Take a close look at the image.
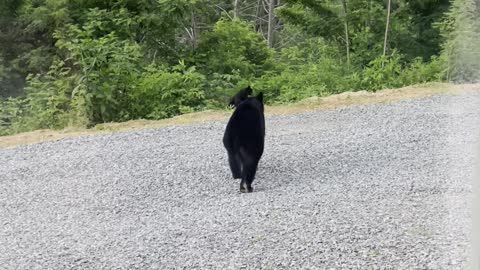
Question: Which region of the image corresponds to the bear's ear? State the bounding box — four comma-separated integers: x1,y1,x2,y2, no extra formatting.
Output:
246,85,253,95
228,97,235,107
256,92,264,103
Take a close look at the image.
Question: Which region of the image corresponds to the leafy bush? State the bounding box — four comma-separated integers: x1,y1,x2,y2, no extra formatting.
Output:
361,51,445,91
131,61,206,119
0,8,209,134
361,51,404,90
0,59,82,134
54,8,208,123
202,71,250,109
0,98,20,136
55,11,143,123
195,18,274,78
438,0,480,82
254,38,358,103
399,56,446,85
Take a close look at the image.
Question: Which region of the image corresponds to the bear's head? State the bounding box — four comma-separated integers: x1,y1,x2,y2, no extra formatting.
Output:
229,86,253,107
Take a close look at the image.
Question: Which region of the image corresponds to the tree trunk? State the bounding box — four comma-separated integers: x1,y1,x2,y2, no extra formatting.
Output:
184,9,198,50
267,0,275,48
341,0,350,66
255,0,263,32
383,0,391,57
191,9,198,49
234,0,240,19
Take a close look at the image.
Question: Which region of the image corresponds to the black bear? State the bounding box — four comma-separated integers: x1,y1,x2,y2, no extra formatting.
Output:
228,85,253,107
223,87,265,193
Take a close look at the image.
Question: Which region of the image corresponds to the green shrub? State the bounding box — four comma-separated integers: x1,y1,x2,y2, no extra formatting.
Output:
399,56,446,85
195,18,274,78
253,38,358,103
361,51,404,91
361,51,445,91
131,61,206,119
55,17,143,123
0,59,82,134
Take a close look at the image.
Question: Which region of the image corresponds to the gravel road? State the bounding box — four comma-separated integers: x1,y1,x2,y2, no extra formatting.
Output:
1,91,479,269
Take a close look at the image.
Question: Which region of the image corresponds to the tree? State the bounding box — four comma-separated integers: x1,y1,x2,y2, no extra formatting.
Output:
195,19,273,77
440,0,480,82
267,0,276,47
277,0,342,41
383,0,391,57
341,0,350,66
234,0,240,18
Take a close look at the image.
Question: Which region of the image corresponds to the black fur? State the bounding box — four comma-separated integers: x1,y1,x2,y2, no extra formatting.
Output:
223,89,265,193
228,86,253,107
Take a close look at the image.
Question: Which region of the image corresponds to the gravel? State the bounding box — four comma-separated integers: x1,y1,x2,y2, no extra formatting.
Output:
1,91,479,269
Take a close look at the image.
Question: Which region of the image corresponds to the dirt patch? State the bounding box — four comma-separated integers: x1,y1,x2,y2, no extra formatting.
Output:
1,83,479,149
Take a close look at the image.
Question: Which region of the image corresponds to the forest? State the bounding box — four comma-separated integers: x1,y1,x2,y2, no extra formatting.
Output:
0,0,479,136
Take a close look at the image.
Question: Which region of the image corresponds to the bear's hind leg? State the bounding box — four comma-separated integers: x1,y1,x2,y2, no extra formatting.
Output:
227,151,242,179
239,157,259,193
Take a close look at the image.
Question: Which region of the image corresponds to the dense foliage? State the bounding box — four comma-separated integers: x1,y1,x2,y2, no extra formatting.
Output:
0,0,478,135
